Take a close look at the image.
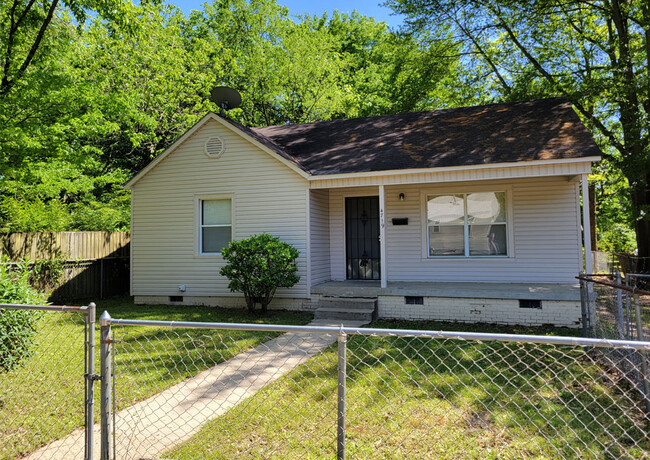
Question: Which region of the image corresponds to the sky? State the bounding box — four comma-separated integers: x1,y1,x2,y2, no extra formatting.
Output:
169,0,406,27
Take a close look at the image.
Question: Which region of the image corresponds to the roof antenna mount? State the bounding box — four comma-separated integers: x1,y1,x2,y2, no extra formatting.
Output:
210,86,242,116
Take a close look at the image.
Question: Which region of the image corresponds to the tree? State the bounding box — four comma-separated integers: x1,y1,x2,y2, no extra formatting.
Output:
194,0,347,126
316,11,471,118
0,0,133,98
1,4,223,231
388,0,650,262
1,0,466,232
219,234,300,314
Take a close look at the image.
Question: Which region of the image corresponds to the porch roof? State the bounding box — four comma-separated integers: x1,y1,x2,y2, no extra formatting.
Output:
312,281,581,301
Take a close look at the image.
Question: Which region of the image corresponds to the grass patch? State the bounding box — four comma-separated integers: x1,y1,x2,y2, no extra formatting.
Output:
0,297,312,460
166,320,650,459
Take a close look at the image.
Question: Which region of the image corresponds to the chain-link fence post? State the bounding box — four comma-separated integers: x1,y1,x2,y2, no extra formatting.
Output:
100,311,112,460
84,303,97,460
615,271,625,339
631,294,650,414
337,328,347,460
579,275,590,337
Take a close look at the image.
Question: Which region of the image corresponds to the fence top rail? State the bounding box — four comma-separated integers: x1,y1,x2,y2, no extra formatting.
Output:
103,315,650,350
577,274,650,296
0,303,92,313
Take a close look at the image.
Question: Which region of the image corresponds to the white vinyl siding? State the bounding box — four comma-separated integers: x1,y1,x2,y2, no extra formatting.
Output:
131,118,309,298
328,177,581,284
310,189,330,286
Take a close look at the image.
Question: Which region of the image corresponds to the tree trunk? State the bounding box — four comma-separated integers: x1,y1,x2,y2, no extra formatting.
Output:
589,182,597,251
632,176,650,271
244,294,255,313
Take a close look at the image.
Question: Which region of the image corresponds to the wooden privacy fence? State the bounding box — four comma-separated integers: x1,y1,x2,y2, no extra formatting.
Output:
0,231,130,260
0,231,130,301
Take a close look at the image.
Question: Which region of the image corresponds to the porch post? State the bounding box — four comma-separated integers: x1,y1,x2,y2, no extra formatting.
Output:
379,185,387,288
581,174,592,274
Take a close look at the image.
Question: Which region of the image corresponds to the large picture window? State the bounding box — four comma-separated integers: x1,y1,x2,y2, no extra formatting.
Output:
427,192,507,257
200,199,232,254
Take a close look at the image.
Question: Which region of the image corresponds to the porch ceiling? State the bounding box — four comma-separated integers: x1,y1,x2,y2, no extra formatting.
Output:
311,281,580,301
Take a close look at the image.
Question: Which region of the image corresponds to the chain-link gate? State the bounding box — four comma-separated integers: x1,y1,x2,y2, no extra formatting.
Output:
97,313,650,459
0,302,96,460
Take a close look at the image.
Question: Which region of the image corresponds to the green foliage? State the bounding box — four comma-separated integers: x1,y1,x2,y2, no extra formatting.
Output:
29,258,65,292
388,0,650,256
0,259,46,373
220,234,300,314
591,165,637,253
0,0,463,233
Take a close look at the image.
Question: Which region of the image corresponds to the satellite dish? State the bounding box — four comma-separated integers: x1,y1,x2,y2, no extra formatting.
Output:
210,86,242,116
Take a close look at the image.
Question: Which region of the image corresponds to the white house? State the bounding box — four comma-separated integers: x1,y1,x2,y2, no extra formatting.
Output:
125,98,600,327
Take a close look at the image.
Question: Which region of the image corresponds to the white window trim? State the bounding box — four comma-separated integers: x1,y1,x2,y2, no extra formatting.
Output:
420,185,514,260
195,194,234,256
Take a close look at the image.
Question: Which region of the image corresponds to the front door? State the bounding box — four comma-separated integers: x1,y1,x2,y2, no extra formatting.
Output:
345,196,380,280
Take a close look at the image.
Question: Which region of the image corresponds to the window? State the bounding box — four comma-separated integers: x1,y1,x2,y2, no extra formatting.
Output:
427,192,507,257
200,199,231,254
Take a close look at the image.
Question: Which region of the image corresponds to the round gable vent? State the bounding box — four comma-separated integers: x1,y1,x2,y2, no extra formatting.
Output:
204,136,225,158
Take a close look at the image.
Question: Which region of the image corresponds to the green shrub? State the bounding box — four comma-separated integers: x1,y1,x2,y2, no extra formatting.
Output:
0,260,46,373
220,234,300,314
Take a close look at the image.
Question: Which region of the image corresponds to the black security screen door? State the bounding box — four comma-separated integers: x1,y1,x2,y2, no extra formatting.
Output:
345,196,380,280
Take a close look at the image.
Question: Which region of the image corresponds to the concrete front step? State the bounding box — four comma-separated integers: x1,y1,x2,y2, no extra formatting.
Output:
314,308,376,321
314,297,378,323
318,297,377,310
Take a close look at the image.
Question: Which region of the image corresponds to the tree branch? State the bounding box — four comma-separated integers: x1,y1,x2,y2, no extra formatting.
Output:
13,0,37,31
1,0,20,94
453,16,511,92
641,0,650,116
487,6,623,158
1,0,59,96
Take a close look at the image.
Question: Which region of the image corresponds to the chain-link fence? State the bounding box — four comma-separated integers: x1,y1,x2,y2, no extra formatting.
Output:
579,273,650,341
579,273,650,414
0,303,95,460
98,316,650,459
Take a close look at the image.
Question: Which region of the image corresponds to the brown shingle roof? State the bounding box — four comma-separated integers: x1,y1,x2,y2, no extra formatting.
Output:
250,97,601,175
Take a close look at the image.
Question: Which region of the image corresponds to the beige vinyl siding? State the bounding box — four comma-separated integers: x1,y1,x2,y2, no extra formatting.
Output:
131,119,309,298
310,189,330,286
329,177,581,284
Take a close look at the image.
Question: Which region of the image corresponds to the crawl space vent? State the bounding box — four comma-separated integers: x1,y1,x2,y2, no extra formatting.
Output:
405,296,424,305
204,136,225,158
519,299,542,309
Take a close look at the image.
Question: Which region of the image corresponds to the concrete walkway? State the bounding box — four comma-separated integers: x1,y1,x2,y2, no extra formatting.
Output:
27,319,363,460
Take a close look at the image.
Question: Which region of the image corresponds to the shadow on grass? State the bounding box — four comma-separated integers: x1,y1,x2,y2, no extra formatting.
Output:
99,297,314,409
166,320,650,459
1,297,313,459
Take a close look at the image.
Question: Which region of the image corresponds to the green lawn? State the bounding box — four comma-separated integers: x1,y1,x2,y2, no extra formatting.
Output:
166,320,650,459
0,297,312,460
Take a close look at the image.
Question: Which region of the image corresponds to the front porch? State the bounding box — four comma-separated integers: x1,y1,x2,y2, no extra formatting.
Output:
311,280,581,301
311,281,582,328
